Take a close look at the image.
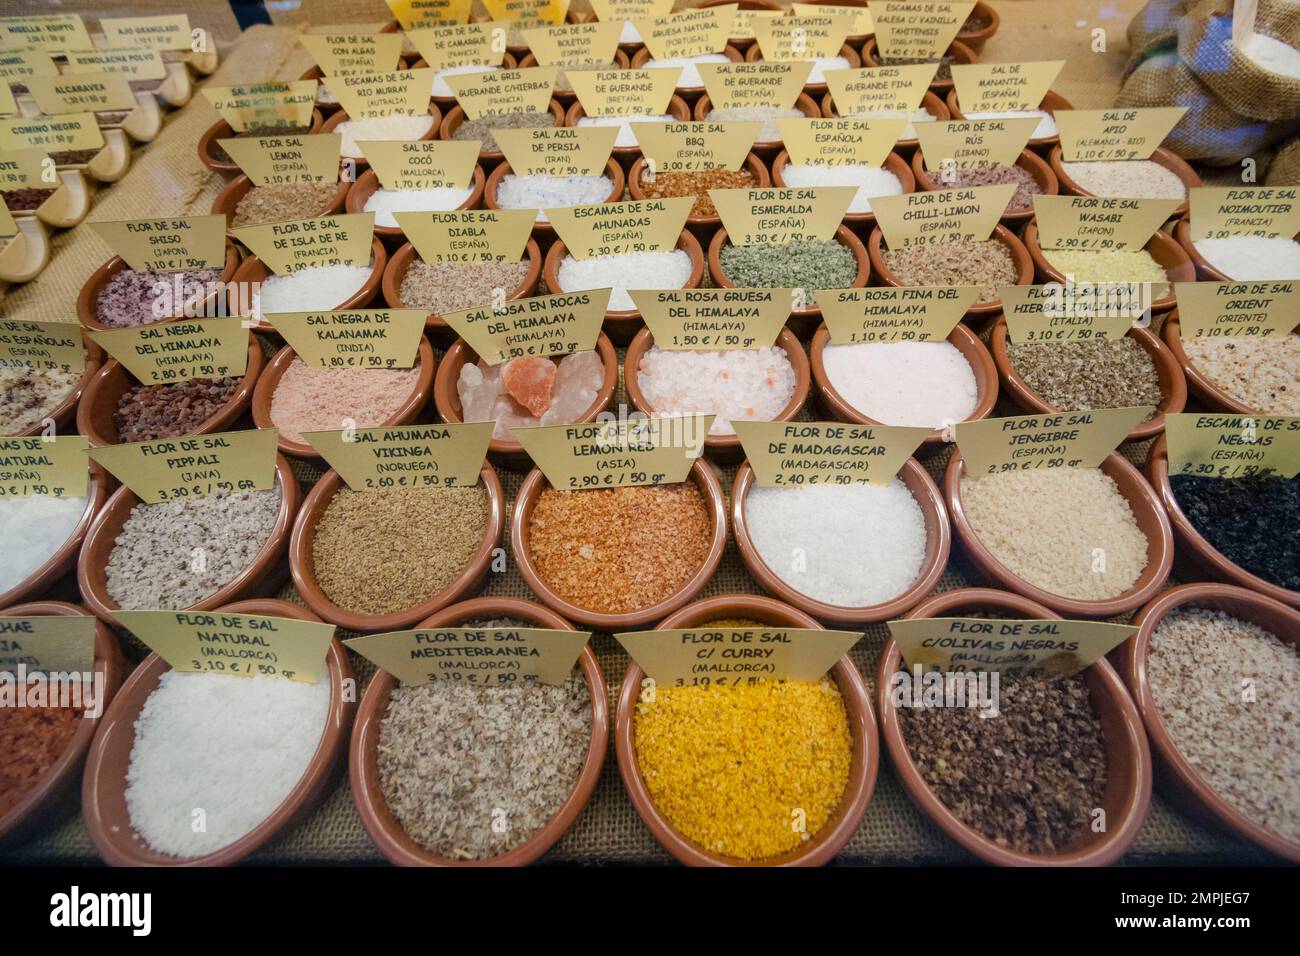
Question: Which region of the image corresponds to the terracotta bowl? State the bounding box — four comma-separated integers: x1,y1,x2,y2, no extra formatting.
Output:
698,0,785,51
944,449,1175,617
956,1,1000,53
810,321,997,455
229,235,387,333
1161,311,1300,415
0,466,109,609
710,224,870,339
947,88,1074,152
1126,583,1300,862
77,240,242,333
0,602,124,846
211,173,350,235
381,238,542,346
627,151,771,243
990,317,1187,443
867,223,1032,323
1145,435,1299,609
439,99,566,169
345,164,486,246
349,596,608,866
251,337,435,459
912,147,1058,228
433,333,618,470
75,336,264,447
484,156,625,242
772,148,915,231
197,108,325,179
615,593,877,866
693,91,822,161
80,599,354,866
415,51,519,112
862,37,975,97
1022,220,1194,314
76,455,301,626
545,228,705,346
320,102,443,172
1173,218,1300,282
563,94,691,172
629,44,745,101
511,459,728,629
289,464,505,632
743,42,862,98
520,48,631,104
732,457,950,623
1049,145,1201,222
7,338,102,439
878,587,1153,866
821,88,950,157
624,326,810,463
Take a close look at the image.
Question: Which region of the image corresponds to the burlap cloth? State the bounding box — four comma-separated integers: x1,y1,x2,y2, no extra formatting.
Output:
0,8,1272,865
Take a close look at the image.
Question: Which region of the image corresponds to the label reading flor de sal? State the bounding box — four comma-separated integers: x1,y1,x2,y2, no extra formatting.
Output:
1171,280,1299,340
438,288,609,364
912,116,1040,171
0,615,95,677
1187,186,1300,240
1164,414,1300,480
999,284,1140,343
446,67,557,119
697,61,811,112
494,124,618,177
816,286,979,344
954,407,1150,475
302,421,495,491
405,21,504,70
567,69,678,117
951,59,1065,112
347,623,590,687
85,316,249,386
217,132,341,186
733,420,931,486
397,208,535,263
298,32,405,81
779,117,907,168
630,288,790,350
232,213,373,275
1055,107,1187,162
358,138,479,190
0,435,88,500
1031,194,1180,251
87,215,227,273
513,414,711,489
872,184,1014,247
0,113,103,155
87,428,278,504
635,6,734,62
111,610,335,684
615,624,862,686
0,319,85,374
711,186,856,245
886,617,1136,678
202,81,318,133
547,196,694,259
872,1,972,60
522,20,622,68
631,120,760,172
264,308,427,369
824,64,935,115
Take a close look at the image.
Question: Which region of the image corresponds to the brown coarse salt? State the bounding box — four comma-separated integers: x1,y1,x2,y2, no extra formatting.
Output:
881,237,1018,303
638,167,755,218
231,182,340,227
398,258,532,316
114,377,241,443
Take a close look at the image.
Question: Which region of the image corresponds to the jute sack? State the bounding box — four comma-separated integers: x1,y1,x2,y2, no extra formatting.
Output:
1265,137,1300,185
1177,0,1300,122
1125,0,1191,73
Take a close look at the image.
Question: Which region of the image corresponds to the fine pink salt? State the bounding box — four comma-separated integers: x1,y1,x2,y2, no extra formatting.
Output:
269,357,421,443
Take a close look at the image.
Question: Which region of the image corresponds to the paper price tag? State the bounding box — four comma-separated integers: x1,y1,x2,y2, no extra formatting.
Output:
332,68,436,118
1000,284,1141,342
636,6,735,61
438,288,608,364
217,132,341,186
264,309,426,369
346,625,590,686
1172,281,1300,340
0,197,12,237
872,1,972,60
447,66,556,119
0,113,103,154
711,186,855,245
568,68,677,117
697,61,810,112
495,124,617,177
590,0,674,25
1188,186,1300,240
951,59,1065,113
88,215,226,273
65,49,167,81
202,81,318,133
303,422,494,491
299,33,404,79
87,428,278,504
887,617,1136,677
632,288,790,349
512,414,710,489
0,436,88,500
0,15,93,54
0,319,84,374
523,20,622,67
954,407,1149,475
27,73,135,116
734,420,930,486
85,317,250,386
547,196,693,259
778,117,905,167
632,120,759,172
99,14,192,51
826,65,936,115
0,51,58,83
359,138,478,190
397,208,535,263
751,14,853,61
872,183,1012,247
483,0,570,28
1056,107,1187,162
386,0,474,29
1164,414,1300,480
0,615,95,677
792,4,873,35
1032,194,1179,251
913,116,1039,170
405,22,506,70
112,610,334,684
232,214,374,275
728,8,783,42
816,286,978,343
616,625,862,685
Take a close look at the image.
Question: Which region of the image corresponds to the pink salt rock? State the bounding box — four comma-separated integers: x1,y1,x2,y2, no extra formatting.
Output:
501,356,557,416
540,351,604,426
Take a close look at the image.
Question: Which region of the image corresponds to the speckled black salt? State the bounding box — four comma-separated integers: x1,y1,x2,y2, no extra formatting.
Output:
1170,473,1300,590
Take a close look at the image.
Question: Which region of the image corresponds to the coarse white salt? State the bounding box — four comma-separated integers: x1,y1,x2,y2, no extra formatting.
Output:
636,346,797,434
745,481,928,607
964,109,1057,139
577,113,674,148
621,22,642,44
845,108,935,140
705,105,808,141
336,114,435,158
432,63,502,98
253,261,373,324
363,186,474,227
780,162,902,214
1239,32,1300,79
644,53,732,88
125,671,331,857
1192,236,1300,280
494,174,614,222
822,340,978,427
556,249,693,311
806,55,852,84
0,494,88,593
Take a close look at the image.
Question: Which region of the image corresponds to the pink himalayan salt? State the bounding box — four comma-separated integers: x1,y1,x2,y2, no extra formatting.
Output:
501,356,557,416
636,346,796,435
269,358,421,443
457,351,604,440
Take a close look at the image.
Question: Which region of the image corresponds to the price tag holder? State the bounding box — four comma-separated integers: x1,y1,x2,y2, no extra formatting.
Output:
332,68,436,118
299,33,404,79
264,308,426,369
913,117,1040,171
632,120,759,172
0,435,88,500
27,73,135,115
0,51,59,84
547,196,694,259
0,615,95,677
1164,413,1300,480
825,64,935,115
513,414,711,489
750,14,853,61
87,215,227,273
87,428,278,504
616,624,862,685
886,617,1136,677
359,139,478,190
0,113,104,154
1172,281,1299,340
406,22,507,70
446,67,556,119
66,49,167,81
217,133,341,185
482,0,570,29
522,20,622,67
397,208,535,263
816,286,978,343
792,3,873,36
779,117,906,168
711,186,855,245
86,317,249,386
734,420,930,486
439,288,609,364
631,288,790,349
303,422,494,491
954,407,1149,475
386,0,474,30
99,14,192,51
871,184,1014,247
0,15,94,54
346,624,590,686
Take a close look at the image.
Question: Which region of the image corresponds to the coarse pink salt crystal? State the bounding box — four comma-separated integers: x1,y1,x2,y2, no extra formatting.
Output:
457,350,605,440
501,356,557,415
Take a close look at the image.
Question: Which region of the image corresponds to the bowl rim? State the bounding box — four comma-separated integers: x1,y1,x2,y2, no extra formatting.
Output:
344,163,487,240
76,240,243,333
741,41,862,95
692,92,822,150
318,101,443,167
